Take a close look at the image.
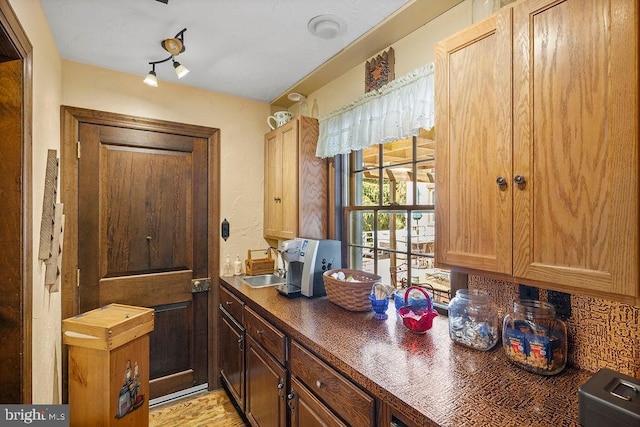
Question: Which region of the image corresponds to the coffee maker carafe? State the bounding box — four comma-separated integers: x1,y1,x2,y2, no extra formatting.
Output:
277,238,341,298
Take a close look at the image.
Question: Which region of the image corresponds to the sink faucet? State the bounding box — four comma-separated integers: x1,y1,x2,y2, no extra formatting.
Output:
266,246,286,278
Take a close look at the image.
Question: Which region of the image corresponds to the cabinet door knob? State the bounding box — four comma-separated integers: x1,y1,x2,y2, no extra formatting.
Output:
496,176,507,186
315,380,323,389
514,175,526,185
237,336,243,350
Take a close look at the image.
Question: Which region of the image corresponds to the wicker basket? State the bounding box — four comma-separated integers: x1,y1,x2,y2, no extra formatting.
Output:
322,269,382,312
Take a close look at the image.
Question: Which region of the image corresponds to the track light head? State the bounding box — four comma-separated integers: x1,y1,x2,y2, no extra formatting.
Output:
143,67,158,87
173,60,189,79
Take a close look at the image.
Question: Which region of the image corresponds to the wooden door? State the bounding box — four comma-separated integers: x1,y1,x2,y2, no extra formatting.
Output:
77,121,210,399
512,0,639,299
0,1,33,404
0,58,26,404
435,8,513,274
245,335,287,427
289,377,347,427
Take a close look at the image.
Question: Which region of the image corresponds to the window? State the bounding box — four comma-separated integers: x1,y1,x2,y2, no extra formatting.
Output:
343,128,451,308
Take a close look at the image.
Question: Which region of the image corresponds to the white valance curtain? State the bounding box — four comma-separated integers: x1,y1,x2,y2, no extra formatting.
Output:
316,62,435,158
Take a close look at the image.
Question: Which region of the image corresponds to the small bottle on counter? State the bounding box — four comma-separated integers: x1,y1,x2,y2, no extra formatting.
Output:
223,255,232,276
448,289,499,351
233,255,243,276
502,299,567,375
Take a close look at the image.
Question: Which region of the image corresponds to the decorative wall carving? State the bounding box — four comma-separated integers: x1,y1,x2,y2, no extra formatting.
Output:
365,47,395,92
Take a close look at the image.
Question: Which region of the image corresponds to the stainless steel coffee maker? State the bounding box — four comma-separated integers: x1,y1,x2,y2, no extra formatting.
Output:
277,238,341,298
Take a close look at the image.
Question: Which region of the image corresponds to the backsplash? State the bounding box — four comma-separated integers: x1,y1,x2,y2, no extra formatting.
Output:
469,275,640,378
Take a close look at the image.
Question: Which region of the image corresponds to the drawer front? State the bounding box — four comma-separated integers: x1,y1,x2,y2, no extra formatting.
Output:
290,340,374,427
244,306,286,365
219,284,244,324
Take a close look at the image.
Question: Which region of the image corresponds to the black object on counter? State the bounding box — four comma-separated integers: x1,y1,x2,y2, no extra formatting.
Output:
578,367,640,427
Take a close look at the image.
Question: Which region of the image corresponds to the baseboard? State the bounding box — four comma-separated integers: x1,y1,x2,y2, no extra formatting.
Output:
149,384,209,408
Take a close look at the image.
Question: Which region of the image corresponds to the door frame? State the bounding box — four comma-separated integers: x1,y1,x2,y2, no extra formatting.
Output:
60,106,221,399
0,0,33,403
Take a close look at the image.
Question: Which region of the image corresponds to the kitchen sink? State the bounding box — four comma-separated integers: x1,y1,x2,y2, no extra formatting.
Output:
243,274,286,288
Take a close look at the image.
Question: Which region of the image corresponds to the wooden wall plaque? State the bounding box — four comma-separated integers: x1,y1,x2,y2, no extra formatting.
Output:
365,47,395,93
45,203,64,292
39,149,59,260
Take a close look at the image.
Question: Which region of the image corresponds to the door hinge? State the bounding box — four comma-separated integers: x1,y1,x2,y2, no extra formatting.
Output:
191,278,211,293
77,141,81,159
76,268,80,287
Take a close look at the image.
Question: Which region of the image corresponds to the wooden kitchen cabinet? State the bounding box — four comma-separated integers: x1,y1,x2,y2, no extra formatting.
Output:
264,116,328,241
435,0,639,303
219,282,380,426
288,376,347,427
245,306,287,427
289,340,375,427
219,285,245,411
377,401,418,427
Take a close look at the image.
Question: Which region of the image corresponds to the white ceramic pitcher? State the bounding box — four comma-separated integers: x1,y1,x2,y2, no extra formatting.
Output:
267,111,292,130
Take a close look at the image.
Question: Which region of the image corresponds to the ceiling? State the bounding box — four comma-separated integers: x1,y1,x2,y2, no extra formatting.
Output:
41,0,463,107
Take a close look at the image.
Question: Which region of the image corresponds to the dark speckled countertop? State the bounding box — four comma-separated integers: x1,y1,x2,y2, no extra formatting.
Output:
220,276,593,427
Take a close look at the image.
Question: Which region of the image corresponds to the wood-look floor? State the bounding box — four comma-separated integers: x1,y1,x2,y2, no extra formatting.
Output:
149,389,247,427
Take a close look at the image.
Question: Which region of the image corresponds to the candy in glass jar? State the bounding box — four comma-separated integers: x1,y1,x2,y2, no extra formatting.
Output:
502,299,567,375
448,289,499,351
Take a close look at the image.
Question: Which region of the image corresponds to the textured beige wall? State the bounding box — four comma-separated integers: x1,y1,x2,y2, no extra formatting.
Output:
302,0,472,118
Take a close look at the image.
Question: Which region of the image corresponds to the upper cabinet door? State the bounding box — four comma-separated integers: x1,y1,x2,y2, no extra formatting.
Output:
264,120,299,240
263,117,327,241
435,8,513,275
280,122,300,239
512,0,638,298
264,131,282,238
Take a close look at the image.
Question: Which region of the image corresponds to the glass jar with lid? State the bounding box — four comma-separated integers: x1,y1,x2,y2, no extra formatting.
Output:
448,289,499,351
502,299,567,375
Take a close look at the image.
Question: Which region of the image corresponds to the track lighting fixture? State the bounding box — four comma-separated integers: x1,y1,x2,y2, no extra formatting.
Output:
143,28,189,87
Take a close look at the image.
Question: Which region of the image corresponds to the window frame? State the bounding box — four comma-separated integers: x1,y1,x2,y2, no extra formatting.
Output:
341,131,452,310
